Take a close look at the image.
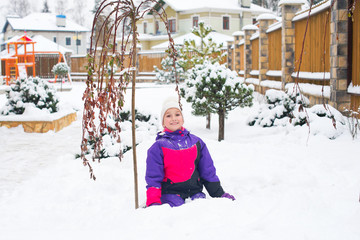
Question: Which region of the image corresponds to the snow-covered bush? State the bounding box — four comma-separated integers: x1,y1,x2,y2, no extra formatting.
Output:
182,61,253,141
52,63,70,77
78,108,159,159
247,89,309,127
154,55,185,83
247,89,346,139
1,77,59,115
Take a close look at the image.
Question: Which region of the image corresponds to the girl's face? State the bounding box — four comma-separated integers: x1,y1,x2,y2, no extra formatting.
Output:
163,108,184,132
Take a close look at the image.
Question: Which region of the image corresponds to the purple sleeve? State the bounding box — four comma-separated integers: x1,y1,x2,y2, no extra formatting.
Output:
145,142,164,189
197,139,225,197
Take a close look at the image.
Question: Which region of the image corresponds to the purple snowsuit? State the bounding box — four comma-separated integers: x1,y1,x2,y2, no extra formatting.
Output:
145,128,225,207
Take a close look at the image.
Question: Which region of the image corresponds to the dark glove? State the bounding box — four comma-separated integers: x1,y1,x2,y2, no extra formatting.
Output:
221,193,235,201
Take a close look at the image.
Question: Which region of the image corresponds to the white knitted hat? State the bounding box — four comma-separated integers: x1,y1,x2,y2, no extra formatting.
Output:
160,96,182,125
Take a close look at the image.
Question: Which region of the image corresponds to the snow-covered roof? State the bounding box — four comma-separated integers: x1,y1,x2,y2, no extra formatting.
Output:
3,13,89,33
0,34,72,57
30,35,73,54
151,31,233,50
159,0,271,14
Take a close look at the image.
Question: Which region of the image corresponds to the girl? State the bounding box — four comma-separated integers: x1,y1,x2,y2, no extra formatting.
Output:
145,97,235,207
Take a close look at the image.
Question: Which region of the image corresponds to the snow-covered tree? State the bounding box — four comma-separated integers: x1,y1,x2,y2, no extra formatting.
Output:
154,50,185,83
55,0,67,15
7,0,31,17
71,0,86,25
79,108,159,159
1,77,59,115
182,61,253,141
178,21,227,129
41,0,51,13
52,62,70,78
178,21,226,72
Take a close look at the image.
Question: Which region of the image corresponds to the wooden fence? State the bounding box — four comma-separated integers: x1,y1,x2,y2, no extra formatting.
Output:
351,0,360,111
268,28,281,72
226,0,360,112
251,38,259,72
294,9,330,75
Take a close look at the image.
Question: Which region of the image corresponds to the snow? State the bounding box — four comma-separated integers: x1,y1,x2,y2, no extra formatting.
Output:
245,77,260,85
242,24,259,31
256,13,277,21
266,70,282,77
286,82,330,98
293,0,331,22
6,12,89,32
1,82,360,239
250,32,259,40
232,31,244,36
0,35,73,56
291,71,330,80
266,21,282,33
250,70,259,76
260,80,282,89
348,82,360,95
278,0,307,7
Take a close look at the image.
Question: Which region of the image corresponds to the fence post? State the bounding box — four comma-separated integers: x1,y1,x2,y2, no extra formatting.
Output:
232,31,244,73
242,25,258,80
257,14,277,92
278,1,304,90
227,40,234,70
330,0,350,111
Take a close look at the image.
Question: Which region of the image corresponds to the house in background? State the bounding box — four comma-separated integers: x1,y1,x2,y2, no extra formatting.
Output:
0,34,73,84
136,0,272,50
1,13,89,55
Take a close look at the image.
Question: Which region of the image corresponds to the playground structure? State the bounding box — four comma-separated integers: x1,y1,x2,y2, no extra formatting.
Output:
1,34,71,85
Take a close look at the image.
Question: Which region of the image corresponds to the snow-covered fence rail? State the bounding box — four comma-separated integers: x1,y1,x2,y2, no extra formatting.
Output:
226,0,360,113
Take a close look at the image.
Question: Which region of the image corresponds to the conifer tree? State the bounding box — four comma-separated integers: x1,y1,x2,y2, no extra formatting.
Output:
182,62,253,141
179,21,226,129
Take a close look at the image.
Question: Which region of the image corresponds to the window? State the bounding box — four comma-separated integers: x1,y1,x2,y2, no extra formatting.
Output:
168,19,176,33
66,37,71,45
53,37,56,43
143,22,147,34
192,16,199,28
252,18,257,25
76,39,81,46
223,16,230,30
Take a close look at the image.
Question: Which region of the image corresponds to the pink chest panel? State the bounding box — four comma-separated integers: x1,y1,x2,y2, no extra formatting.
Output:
162,144,198,183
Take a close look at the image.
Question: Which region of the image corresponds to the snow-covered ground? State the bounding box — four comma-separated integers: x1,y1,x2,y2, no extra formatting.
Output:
0,82,359,240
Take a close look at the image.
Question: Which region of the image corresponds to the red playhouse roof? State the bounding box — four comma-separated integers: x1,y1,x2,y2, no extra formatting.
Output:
9,34,35,44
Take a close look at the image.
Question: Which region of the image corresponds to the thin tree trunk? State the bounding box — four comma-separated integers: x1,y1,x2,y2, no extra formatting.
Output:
206,113,211,129
218,110,225,141
131,21,139,210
